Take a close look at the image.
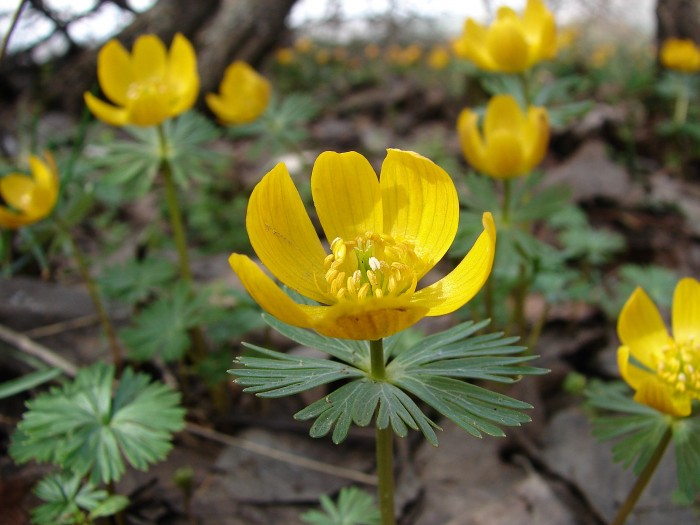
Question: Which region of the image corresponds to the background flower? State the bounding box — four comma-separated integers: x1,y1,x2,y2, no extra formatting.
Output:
84,33,199,127
660,38,700,73
452,0,556,73
457,94,549,179
0,154,59,229
206,61,271,125
617,277,700,416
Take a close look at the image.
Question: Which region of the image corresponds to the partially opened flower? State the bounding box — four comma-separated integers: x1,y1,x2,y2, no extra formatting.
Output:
457,94,549,179
205,61,271,125
660,38,700,73
0,154,59,229
617,277,700,417
84,33,199,127
230,149,496,341
452,0,556,73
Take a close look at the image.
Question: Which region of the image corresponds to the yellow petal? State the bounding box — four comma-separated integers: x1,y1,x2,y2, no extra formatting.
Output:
483,131,526,179
617,287,672,371
247,162,329,304
617,345,656,391
126,90,172,126
84,92,129,126
486,18,530,72
229,254,326,328
380,149,458,277
204,93,238,123
634,378,691,417
0,174,34,211
523,106,549,170
167,33,199,114
672,277,700,344
314,297,428,340
457,108,488,173
97,39,132,106
484,95,525,138
131,34,167,82
522,0,556,60
0,206,27,229
411,212,496,316
311,151,383,243
456,19,496,70
207,62,270,124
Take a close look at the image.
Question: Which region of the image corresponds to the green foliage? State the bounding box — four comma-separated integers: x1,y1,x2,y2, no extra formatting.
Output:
600,264,678,319
300,486,381,525
32,472,128,525
98,256,178,306
231,316,546,446
120,282,205,361
0,368,62,400
10,363,185,484
586,380,700,501
89,110,223,201
228,93,319,159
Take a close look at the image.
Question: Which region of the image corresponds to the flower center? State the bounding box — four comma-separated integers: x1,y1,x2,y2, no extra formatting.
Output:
654,338,700,398
322,232,420,302
127,78,170,102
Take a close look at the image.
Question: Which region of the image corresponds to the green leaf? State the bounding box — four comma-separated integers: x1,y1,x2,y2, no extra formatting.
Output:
300,486,381,525
232,319,544,446
0,368,62,400
672,417,700,501
585,381,671,474
10,363,185,484
121,282,204,361
98,256,178,306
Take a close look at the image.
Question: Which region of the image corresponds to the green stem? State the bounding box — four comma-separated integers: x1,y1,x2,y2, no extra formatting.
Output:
1,229,12,276
156,124,206,362
56,217,123,371
0,0,27,63
369,339,395,525
673,75,689,126
611,426,673,525
502,179,512,224
157,125,192,282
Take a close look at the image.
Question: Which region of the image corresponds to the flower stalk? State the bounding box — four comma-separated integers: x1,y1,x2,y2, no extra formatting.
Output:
673,75,690,125
611,426,672,525
56,216,123,371
370,338,396,525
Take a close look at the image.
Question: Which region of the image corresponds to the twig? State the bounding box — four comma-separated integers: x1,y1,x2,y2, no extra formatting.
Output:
0,323,376,485
0,0,28,63
23,313,101,339
0,322,78,377
185,422,378,486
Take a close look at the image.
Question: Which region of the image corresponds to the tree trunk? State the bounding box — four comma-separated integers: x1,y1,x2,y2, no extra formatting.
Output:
0,0,298,115
656,0,700,46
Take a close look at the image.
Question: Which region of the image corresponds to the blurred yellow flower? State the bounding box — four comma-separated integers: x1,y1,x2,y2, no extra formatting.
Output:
660,38,700,73
617,278,700,417
457,95,549,179
591,42,615,68
84,33,199,127
294,37,313,53
556,25,579,52
452,0,556,73
275,48,295,65
314,49,330,65
427,45,451,70
365,43,381,60
0,154,59,229
229,149,496,341
206,61,271,125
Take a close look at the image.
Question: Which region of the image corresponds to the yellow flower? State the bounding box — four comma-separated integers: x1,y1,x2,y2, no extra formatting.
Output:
84,33,199,127
618,278,700,417
229,149,496,341
294,37,313,54
452,0,556,73
660,38,700,73
0,154,59,229
427,46,451,70
206,61,271,125
457,95,549,179
275,48,295,65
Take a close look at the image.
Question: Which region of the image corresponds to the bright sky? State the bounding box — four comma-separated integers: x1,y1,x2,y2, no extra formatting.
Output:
0,0,654,58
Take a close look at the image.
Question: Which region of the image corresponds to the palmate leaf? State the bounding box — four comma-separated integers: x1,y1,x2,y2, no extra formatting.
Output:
586,380,671,474
230,318,545,446
98,255,178,306
586,381,700,502
10,363,185,485
300,486,381,525
31,472,129,525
